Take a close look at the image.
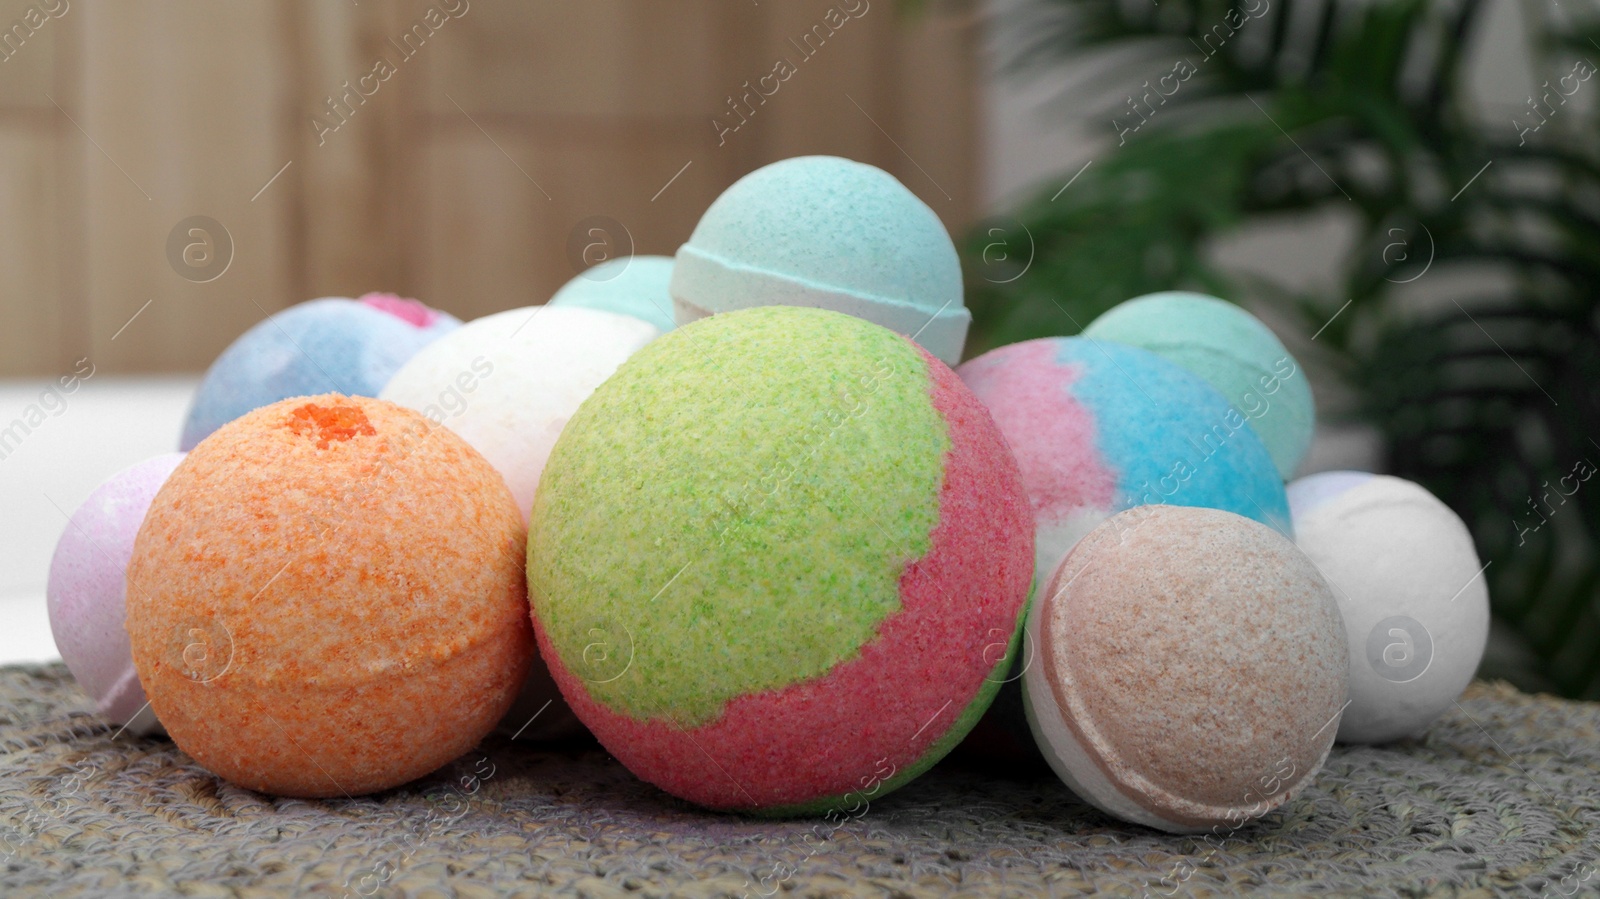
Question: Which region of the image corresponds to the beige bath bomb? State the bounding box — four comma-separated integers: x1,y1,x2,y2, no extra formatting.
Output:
1023,505,1349,833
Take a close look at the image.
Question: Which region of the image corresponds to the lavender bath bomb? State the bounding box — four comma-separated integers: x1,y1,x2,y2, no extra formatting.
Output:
179,293,459,449
46,453,185,735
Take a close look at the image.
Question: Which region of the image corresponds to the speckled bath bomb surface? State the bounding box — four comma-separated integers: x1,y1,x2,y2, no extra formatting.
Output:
528,306,1034,814
957,337,1291,590
1024,506,1349,833
670,156,971,365
127,395,533,798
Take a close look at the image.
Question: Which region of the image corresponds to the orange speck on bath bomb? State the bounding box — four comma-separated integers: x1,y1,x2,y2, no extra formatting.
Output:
126,393,532,798
286,401,377,448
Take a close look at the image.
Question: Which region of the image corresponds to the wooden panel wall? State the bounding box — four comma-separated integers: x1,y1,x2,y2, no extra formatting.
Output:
0,0,981,375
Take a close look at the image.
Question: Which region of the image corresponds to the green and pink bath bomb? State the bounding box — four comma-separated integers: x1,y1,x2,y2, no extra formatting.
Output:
527,306,1034,814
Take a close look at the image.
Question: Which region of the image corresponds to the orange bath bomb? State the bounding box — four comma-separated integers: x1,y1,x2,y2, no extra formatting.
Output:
126,394,532,797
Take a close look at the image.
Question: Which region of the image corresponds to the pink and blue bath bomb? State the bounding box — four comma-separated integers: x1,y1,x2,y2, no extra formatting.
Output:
47,452,186,735
1084,291,1315,479
179,293,459,450
958,337,1291,586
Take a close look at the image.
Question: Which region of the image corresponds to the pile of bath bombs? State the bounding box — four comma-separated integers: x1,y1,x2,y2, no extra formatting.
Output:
44,155,1491,828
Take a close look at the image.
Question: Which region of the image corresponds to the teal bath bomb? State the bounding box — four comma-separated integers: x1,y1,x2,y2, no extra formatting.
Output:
547,256,676,333
1084,292,1314,479
669,156,970,366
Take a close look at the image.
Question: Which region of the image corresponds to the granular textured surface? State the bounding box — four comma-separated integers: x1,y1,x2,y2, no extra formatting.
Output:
669,156,971,365
1029,506,1348,832
127,394,532,799
2,664,1597,897
532,308,949,723
529,306,1033,812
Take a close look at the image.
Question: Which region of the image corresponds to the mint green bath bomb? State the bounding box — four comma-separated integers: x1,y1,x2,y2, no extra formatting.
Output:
547,256,676,333
527,305,1034,814
669,156,970,366
1084,292,1314,479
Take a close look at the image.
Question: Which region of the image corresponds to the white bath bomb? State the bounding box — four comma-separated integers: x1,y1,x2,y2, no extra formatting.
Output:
381,304,658,742
381,305,659,521
1288,472,1490,744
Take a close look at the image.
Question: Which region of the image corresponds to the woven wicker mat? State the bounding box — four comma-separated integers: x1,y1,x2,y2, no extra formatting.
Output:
3,664,1598,898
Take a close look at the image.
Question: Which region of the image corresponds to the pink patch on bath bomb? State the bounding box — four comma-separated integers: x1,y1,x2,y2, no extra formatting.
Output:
359,292,441,329
957,339,1116,525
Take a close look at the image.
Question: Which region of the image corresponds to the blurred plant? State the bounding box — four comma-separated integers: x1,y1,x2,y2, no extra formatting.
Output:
968,0,1600,697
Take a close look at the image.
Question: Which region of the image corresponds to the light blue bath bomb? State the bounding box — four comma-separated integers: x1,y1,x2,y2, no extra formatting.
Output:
670,156,969,366
179,294,460,450
547,256,676,333
1084,292,1314,479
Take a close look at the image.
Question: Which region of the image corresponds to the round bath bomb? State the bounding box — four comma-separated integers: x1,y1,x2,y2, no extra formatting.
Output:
47,452,185,736
179,293,460,450
529,306,1034,813
1083,291,1314,479
1288,472,1490,744
670,156,970,366
548,256,676,332
1024,505,1349,833
381,305,658,741
128,395,532,797
381,305,658,520
958,337,1291,589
